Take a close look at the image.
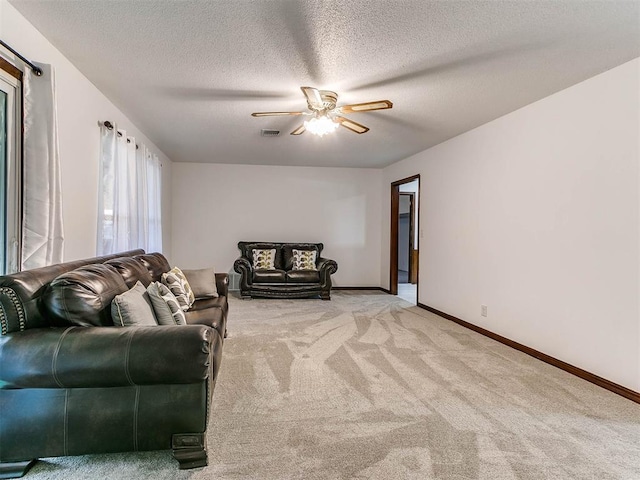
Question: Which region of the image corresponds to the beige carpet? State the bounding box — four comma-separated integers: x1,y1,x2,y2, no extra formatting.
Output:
26,292,640,479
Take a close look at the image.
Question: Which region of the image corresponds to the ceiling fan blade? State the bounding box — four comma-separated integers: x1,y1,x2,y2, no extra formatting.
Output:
301,86,323,109
290,125,306,135
251,111,305,117
339,100,393,114
336,116,369,134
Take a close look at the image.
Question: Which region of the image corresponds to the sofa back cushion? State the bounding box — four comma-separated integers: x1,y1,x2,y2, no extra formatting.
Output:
283,243,323,271
135,252,171,282
105,257,153,288
42,264,129,327
0,249,144,334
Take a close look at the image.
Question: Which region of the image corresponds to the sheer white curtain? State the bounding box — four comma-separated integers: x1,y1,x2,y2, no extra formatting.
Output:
22,62,64,270
136,144,162,252
97,123,161,255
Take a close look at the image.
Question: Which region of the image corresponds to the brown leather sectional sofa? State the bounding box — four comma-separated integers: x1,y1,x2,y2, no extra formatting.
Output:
233,242,338,300
0,250,228,478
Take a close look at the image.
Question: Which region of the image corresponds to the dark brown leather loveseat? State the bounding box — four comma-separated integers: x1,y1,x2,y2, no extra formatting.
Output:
233,242,338,300
0,250,229,478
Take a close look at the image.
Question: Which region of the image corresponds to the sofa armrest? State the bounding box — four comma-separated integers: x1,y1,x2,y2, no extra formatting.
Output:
233,257,253,288
215,273,229,297
0,325,217,389
317,257,338,273
317,257,338,287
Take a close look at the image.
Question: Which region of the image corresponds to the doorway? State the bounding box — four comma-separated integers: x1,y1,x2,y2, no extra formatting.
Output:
390,175,419,304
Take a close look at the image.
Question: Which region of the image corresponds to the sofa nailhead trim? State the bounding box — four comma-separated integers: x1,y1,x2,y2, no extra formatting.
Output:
0,303,7,335
0,287,26,334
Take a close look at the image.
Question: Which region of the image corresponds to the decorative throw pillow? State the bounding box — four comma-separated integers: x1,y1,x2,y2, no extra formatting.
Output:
182,267,219,299
292,249,317,270
161,267,195,311
147,281,186,325
111,281,158,327
252,249,276,270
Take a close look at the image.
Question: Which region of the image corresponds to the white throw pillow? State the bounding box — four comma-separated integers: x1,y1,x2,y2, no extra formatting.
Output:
252,249,276,270
292,249,317,270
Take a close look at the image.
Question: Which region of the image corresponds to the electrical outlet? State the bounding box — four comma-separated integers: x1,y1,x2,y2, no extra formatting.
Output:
481,305,488,317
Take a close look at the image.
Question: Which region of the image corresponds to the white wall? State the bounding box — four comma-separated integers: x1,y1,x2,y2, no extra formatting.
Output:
172,163,382,287
382,58,640,392
0,1,173,261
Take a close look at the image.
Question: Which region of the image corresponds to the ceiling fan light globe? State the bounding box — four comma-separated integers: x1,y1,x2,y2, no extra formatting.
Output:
303,116,339,137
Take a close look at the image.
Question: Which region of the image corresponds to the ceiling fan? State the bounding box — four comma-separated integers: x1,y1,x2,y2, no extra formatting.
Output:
251,86,393,136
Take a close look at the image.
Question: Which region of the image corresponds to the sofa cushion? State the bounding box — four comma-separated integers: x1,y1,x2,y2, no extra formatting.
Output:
283,243,323,270
185,307,225,340
190,296,228,317
43,264,129,327
286,270,321,283
105,257,153,288
162,267,195,311
147,281,186,325
111,281,158,327
183,267,218,299
291,249,318,270
252,249,276,270
134,252,171,282
253,269,287,283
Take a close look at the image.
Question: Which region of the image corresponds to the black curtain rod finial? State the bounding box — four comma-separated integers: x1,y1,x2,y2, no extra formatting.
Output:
0,39,43,76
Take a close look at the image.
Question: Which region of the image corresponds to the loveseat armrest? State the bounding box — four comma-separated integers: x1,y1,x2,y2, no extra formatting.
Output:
317,257,338,300
233,257,252,274
233,257,253,288
0,325,217,389
215,273,229,297
317,257,338,282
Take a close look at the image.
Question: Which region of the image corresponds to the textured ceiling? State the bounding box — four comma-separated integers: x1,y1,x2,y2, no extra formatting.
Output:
9,0,640,168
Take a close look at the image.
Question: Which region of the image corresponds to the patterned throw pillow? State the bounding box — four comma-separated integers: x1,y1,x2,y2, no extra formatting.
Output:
252,249,276,270
161,267,195,311
292,249,317,270
147,281,186,325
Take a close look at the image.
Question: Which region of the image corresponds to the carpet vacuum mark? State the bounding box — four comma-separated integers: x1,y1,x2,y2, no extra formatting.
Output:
25,292,640,479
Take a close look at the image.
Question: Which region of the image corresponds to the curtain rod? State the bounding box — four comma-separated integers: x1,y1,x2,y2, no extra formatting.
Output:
0,39,43,76
103,121,139,150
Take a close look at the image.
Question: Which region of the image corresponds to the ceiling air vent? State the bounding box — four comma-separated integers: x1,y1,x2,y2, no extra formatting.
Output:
261,129,280,137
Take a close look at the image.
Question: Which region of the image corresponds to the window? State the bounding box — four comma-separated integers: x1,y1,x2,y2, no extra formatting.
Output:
0,65,22,274
97,123,162,255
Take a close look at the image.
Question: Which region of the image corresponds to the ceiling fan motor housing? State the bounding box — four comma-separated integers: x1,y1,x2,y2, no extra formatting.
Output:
307,90,338,111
